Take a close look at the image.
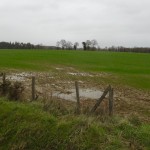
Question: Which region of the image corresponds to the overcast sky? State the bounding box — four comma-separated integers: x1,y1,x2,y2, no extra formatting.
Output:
0,0,150,47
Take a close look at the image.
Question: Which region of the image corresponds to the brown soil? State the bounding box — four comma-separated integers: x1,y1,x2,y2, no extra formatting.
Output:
0,70,149,123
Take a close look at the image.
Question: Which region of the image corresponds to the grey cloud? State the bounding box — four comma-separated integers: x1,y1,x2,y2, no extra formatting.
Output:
0,0,150,47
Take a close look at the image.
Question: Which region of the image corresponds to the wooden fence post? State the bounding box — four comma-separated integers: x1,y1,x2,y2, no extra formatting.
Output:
75,81,80,114
109,88,114,116
2,73,6,95
90,85,111,114
32,76,35,100
2,73,6,84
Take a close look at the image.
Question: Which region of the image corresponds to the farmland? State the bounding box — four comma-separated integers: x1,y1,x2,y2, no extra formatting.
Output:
0,49,150,149
0,49,150,89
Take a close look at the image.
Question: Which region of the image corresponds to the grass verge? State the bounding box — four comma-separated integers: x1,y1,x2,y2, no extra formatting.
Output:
0,98,150,150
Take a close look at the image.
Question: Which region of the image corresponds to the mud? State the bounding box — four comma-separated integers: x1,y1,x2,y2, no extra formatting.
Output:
0,70,150,122
6,72,33,82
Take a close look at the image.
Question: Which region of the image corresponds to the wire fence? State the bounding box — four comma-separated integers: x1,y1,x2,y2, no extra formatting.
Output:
0,70,114,116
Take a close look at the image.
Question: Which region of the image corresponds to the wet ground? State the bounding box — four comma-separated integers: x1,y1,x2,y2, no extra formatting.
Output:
53,88,103,101
0,70,150,122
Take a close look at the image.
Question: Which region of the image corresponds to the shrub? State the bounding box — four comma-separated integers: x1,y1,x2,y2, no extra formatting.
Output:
8,82,25,101
0,80,11,96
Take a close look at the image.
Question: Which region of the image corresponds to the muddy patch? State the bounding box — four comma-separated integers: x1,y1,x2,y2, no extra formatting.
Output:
1,71,150,122
68,72,94,77
6,72,33,82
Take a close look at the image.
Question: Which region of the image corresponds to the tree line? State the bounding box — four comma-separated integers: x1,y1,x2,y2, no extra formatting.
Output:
0,42,41,49
0,41,150,53
56,39,150,53
105,46,150,53
56,39,98,50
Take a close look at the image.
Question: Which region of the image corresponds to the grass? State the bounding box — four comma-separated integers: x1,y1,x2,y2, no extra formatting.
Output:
0,98,150,150
0,50,149,149
0,49,150,89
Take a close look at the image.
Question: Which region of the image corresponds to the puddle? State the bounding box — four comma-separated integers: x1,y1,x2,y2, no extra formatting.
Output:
1,72,107,102
6,72,33,82
68,72,93,77
56,67,64,70
53,88,103,101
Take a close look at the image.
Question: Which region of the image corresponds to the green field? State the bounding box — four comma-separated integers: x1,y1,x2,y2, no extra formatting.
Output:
0,49,150,89
0,50,150,149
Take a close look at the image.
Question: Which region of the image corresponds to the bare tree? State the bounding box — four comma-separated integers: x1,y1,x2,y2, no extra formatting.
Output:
86,40,91,50
74,42,79,50
91,39,98,49
56,41,61,50
66,41,73,50
60,39,67,49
